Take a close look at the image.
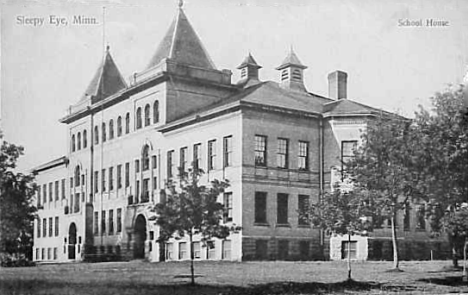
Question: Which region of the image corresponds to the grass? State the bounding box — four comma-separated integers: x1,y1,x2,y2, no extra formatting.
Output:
0,260,467,294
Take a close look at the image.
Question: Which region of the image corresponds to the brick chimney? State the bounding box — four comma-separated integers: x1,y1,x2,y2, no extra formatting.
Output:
328,71,348,99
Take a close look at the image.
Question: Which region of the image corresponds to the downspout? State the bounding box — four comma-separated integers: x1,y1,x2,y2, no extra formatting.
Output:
319,117,324,247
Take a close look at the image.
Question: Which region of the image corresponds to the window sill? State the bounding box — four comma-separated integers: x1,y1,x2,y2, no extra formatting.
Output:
276,223,290,228
254,222,269,227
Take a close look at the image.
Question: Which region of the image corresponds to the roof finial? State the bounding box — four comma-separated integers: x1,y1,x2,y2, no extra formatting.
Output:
106,44,110,52
178,0,184,9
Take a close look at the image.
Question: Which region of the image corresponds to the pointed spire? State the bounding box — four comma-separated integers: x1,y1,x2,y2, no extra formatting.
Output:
146,7,216,70
276,47,307,70
82,47,127,103
236,52,262,87
237,53,262,70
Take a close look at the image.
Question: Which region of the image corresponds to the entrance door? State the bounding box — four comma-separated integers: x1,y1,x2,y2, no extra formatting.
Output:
133,215,147,259
68,223,77,260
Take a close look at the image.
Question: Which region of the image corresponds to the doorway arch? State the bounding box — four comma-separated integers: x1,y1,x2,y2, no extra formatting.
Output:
68,223,77,260
133,215,147,259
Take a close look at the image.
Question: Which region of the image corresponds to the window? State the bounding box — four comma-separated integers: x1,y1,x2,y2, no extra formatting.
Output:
255,135,267,166
55,216,59,236
278,240,289,260
222,240,232,260
136,107,142,129
43,184,47,204
35,248,39,260
277,138,289,168
37,186,41,207
53,248,58,260
223,193,233,223
37,219,41,238
223,136,233,167
153,101,159,123
417,205,426,230
61,179,65,200
144,104,150,126
277,193,289,225
94,171,99,193
255,240,268,260
136,180,140,202
166,243,173,260
142,145,150,171
298,195,310,226
167,150,174,178
47,248,51,260
101,210,106,235
48,217,53,237
70,191,74,214
142,178,149,202
71,135,76,152
207,241,216,260
125,162,130,187
102,122,106,142
117,116,122,137
77,132,81,150
125,113,130,134
109,119,114,139
42,218,46,237
179,242,187,260
117,165,122,189
298,141,309,170
94,126,99,144
75,166,80,187
41,248,45,261
180,147,187,173
135,159,140,173
101,169,106,192
55,181,59,201
109,167,114,191
255,192,267,224
109,210,114,235
193,144,201,170
117,208,122,233
193,242,201,259
152,155,157,169
74,193,80,213
49,183,53,201
404,205,410,231
342,241,357,259
83,130,87,148
341,140,357,166
153,176,157,191
208,140,216,170
94,212,99,235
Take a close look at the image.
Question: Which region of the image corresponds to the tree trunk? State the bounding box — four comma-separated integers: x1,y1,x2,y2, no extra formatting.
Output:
452,246,459,268
347,232,352,281
189,232,195,285
391,215,400,270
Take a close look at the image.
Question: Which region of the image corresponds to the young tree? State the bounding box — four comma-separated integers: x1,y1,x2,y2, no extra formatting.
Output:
154,167,240,285
308,188,372,281
0,132,37,265
413,86,468,267
349,116,418,270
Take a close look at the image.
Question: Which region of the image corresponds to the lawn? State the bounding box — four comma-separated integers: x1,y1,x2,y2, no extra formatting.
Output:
0,260,466,294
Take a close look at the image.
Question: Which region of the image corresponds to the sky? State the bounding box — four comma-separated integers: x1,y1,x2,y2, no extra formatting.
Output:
1,0,468,173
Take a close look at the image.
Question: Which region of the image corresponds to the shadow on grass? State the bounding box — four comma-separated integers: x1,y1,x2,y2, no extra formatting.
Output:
0,278,420,295
419,276,468,287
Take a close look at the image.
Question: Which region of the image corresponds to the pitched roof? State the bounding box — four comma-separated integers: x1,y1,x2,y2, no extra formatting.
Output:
33,156,68,173
146,8,216,70
323,99,391,117
81,47,127,102
237,53,262,69
276,48,307,70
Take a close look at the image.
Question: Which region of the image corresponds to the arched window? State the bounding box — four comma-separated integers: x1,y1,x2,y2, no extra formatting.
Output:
77,132,82,150
125,113,130,134
144,104,150,127
75,166,80,187
109,119,114,140
153,101,159,124
83,130,87,148
142,145,150,171
117,116,122,137
94,126,99,145
71,135,76,152
102,123,107,142
136,107,142,129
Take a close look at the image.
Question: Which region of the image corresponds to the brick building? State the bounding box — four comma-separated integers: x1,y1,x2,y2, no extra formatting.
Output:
32,5,448,263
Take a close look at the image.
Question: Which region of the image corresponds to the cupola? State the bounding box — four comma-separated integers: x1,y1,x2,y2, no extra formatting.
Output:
275,48,307,92
237,53,262,87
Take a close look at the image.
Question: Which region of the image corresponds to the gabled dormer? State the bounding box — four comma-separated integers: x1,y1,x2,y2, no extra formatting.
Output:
275,48,307,92
237,53,262,87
